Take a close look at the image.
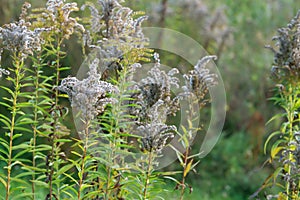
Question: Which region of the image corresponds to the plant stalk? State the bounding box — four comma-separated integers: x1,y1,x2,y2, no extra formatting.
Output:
143,150,153,200
6,53,23,200
77,120,90,199
180,148,190,200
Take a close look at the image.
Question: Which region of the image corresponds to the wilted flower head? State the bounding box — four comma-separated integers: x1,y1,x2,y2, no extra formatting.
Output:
46,0,65,12
32,0,84,40
266,10,300,82
202,6,233,46
83,0,145,39
180,0,208,19
58,58,119,121
82,0,148,66
0,68,10,78
182,55,218,104
129,54,180,123
138,122,176,153
0,3,45,59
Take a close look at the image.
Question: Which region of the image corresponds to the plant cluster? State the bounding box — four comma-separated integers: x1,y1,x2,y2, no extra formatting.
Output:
254,10,300,200
148,0,233,62
0,0,218,199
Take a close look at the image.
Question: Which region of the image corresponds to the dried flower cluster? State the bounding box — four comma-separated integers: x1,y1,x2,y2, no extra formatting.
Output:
82,0,120,35
83,0,146,42
257,10,300,200
59,1,219,155
0,3,45,59
180,0,208,19
128,54,218,153
182,56,218,105
267,10,300,82
139,122,176,153
82,0,148,69
136,99,177,153
58,58,119,121
129,53,180,124
0,68,9,78
116,54,180,153
33,0,84,40
150,0,232,55
0,49,9,78
279,131,300,189
206,9,233,47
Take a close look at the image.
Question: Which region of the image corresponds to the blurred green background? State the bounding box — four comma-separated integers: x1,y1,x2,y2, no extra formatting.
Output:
0,0,299,199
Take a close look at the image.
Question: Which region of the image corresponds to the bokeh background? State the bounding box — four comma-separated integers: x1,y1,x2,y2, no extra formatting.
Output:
0,0,299,199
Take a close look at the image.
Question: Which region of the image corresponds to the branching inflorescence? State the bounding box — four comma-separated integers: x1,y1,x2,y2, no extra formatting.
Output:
258,9,300,200
182,55,218,106
0,0,219,199
267,11,300,83
129,53,180,124
0,67,9,78
82,0,149,70
0,3,45,59
43,0,84,39
58,58,119,121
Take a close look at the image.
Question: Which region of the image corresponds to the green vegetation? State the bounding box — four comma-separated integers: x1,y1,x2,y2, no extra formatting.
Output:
0,0,299,199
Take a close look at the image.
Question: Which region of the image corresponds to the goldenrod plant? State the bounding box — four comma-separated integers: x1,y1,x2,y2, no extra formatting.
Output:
254,10,300,200
0,0,218,199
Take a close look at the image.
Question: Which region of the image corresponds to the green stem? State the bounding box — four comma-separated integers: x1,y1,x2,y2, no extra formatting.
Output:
49,140,55,200
32,60,39,200
104,110,118,199
285,84,296,200
31,51,44,200
6,54,23,200
77,121,90,200
143,151,153,200
180,148,189,200
104,67,128,200
104,122,118,199
49,38,63,200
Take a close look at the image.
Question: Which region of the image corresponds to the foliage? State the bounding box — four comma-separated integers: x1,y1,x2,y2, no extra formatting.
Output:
0,0,217,199
255,10,300,200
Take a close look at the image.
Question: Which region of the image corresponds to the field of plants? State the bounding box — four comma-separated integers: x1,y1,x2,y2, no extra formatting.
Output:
0,0,299,199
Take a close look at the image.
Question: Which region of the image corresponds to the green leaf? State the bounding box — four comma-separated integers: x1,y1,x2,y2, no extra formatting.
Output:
272,167,283,184
183,159,193,177
58,67,71,71
264,131,282,154
54,139,72,143
31,180,48,187
0,176,7,188
56,164,73,176
270,140,285,159
63,172,78,185
164,176,181,185
0,114,11,124
0,118,11,129
0,86,15,97
0,138,9,151
13,126,32,133
12,133,23,140
0,101,11,109
13,148,29,160
266,113,284,125
12,143,30,150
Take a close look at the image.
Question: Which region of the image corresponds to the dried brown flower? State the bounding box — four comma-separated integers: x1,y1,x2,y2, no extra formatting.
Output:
266,10,300,82
82,0,148,68
128,53,180,123
32,0,84,40
0,3,46,59
58,58,119,121
182,56,218,105
139,122,176,153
